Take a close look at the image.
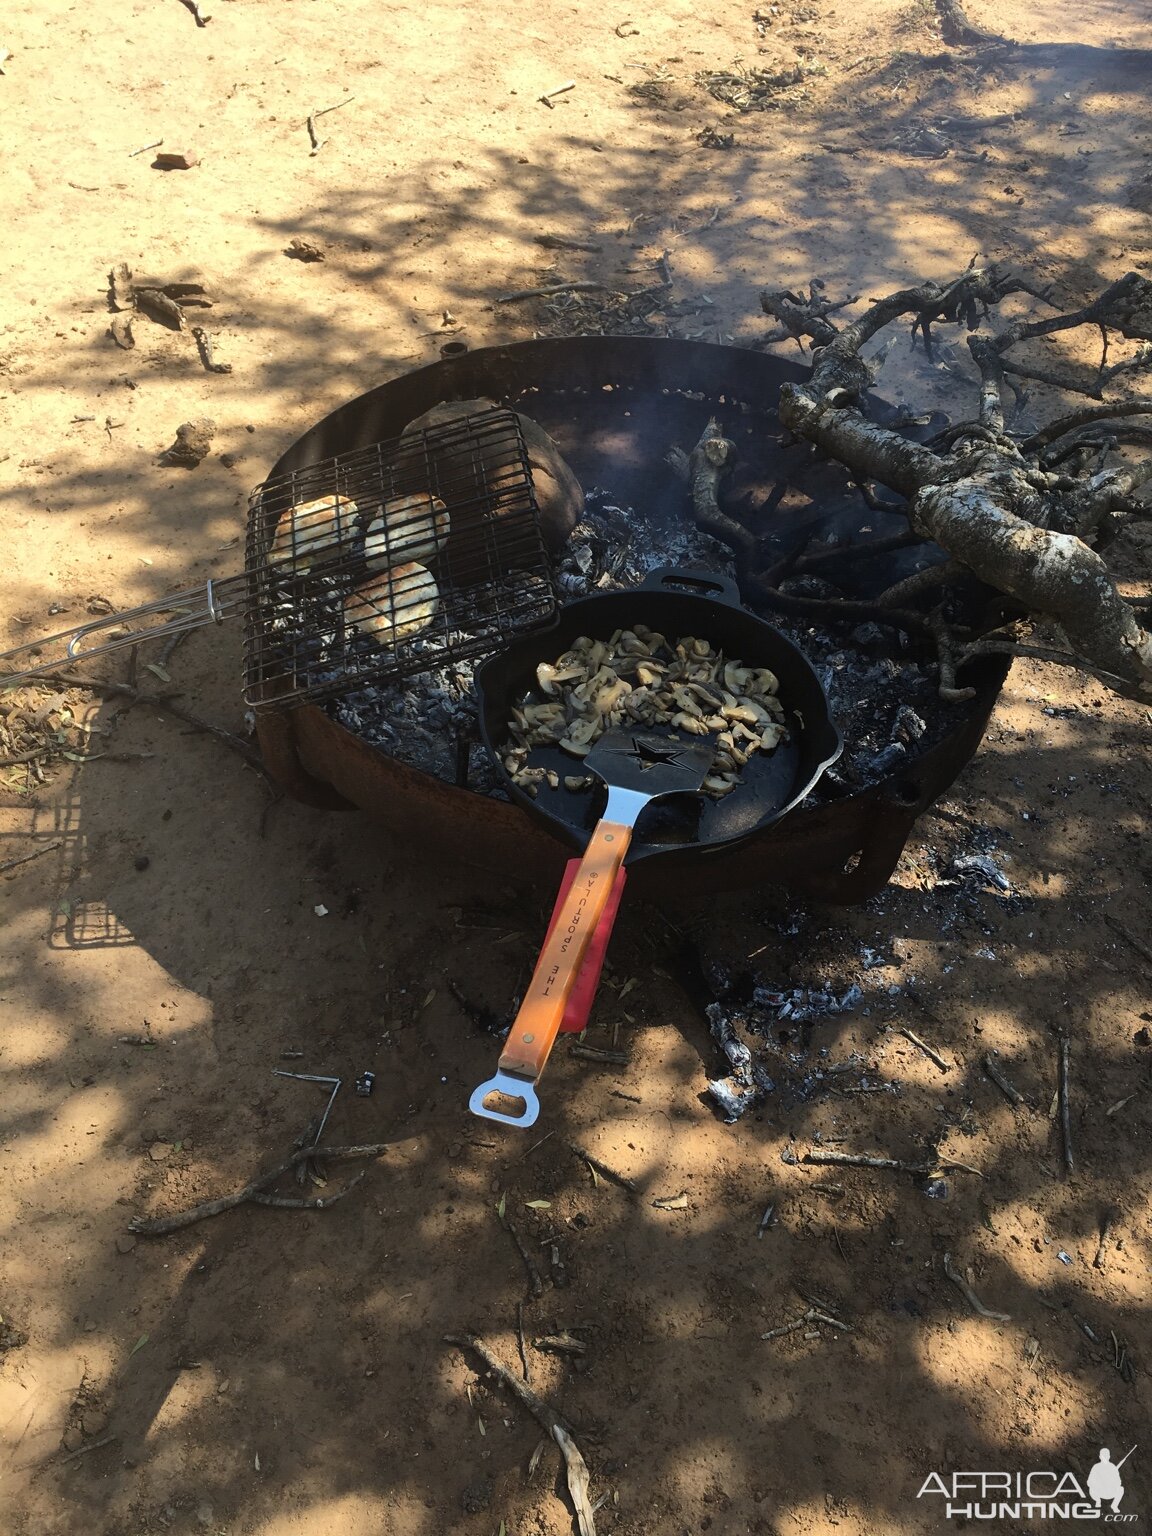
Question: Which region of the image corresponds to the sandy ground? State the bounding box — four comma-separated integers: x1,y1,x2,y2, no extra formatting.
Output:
2,1,1152,1533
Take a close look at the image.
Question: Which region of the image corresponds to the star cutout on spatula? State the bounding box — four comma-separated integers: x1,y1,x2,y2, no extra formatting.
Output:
593,733,701,771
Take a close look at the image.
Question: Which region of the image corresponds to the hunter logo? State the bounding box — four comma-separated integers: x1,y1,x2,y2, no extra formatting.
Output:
917,1446,1138,1521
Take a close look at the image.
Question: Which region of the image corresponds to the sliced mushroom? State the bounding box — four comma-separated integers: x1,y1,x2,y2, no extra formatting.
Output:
503,628,787,798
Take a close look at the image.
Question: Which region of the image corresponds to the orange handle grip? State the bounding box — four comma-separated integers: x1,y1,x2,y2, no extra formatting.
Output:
498,819,633,1080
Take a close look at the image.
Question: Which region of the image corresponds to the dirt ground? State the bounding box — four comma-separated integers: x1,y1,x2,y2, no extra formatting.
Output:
2,0,1152,1533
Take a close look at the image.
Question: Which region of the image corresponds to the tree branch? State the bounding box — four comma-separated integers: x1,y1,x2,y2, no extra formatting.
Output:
958,637,1152,698
968,335,1007,434
910,473,1152,688
1022,398,1152,452
765,266,1152,696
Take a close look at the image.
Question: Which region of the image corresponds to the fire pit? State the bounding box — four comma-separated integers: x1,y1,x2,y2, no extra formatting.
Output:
255,337,1009,902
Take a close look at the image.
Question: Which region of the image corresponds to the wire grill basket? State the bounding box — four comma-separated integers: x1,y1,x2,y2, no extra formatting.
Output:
242,405,557,707
0,406,559,711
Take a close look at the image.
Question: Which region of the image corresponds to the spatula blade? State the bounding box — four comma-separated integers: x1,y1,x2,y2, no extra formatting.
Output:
582,728,715,799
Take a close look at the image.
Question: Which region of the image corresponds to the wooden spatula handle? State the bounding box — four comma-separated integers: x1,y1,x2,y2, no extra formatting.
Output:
498,818,634,1080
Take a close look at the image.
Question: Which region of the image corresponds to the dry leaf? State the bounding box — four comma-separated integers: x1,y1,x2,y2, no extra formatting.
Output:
129,1333,149,1356
478,1415,486,1436
524,1199,551,1210
652,1191,690,1210
497,1192,506,1219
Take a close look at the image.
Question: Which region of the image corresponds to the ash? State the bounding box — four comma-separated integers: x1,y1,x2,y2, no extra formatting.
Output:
702,960,904,1123
553,487,736,594
332,658,497,792
328,487,960,799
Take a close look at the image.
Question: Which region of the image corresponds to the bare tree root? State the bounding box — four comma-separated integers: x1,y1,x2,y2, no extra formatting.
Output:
759,281,861,350
672,421,933,638
928,611,976,702
957,637,1152,699
765,265,1152,698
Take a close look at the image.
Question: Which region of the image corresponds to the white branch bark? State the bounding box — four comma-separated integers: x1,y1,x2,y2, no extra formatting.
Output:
911,475,1152,690
776,347,1152,695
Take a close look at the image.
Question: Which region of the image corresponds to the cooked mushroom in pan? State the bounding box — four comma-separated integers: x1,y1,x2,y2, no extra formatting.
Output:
502,625,787,798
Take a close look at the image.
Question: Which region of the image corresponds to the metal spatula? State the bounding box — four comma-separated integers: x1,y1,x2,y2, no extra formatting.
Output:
469,728,715,1128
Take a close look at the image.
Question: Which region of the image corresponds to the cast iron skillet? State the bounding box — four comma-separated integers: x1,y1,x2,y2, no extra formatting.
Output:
476,569,842,865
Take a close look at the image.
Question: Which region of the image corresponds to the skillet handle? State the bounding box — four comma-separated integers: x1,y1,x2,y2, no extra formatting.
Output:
497,818,634,1080
638,567,745,610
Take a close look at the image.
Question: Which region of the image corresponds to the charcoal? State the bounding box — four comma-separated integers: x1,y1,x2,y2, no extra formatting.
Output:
893,704,928,743
850,621,889,650
951,853,1012,892
750,1062,777,1095
706,1002,753,1070
868,742,907,776
750,982,862,1022
706,1076,758,1122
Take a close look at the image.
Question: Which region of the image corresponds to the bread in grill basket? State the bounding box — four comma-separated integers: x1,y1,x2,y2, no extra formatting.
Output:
270,493,359,571
343,562,440,646
363,492,451,571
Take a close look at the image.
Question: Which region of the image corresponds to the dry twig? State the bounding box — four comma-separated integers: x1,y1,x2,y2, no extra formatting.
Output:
444,1335,597,1536
0,840,62,875
306,96,354,153
762,1305,852,1340
764,265,1152,698
535,234,603,252
516,1300,531,1383
1103,913,1152,968
53,1433,119,1466
802,1149,931,1174
497,281,612,304
32,672,263,769
128,1144,388,1234
249,1172,365,1209
983,1051,1025,1106
503,1216,545,1299
192,325,232,374
1058,1035,1075,1175
943,1252,1011,1322
538,81,576,107
897,1025,952,1074
569,1044,629,1065
571,1143,637,1194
